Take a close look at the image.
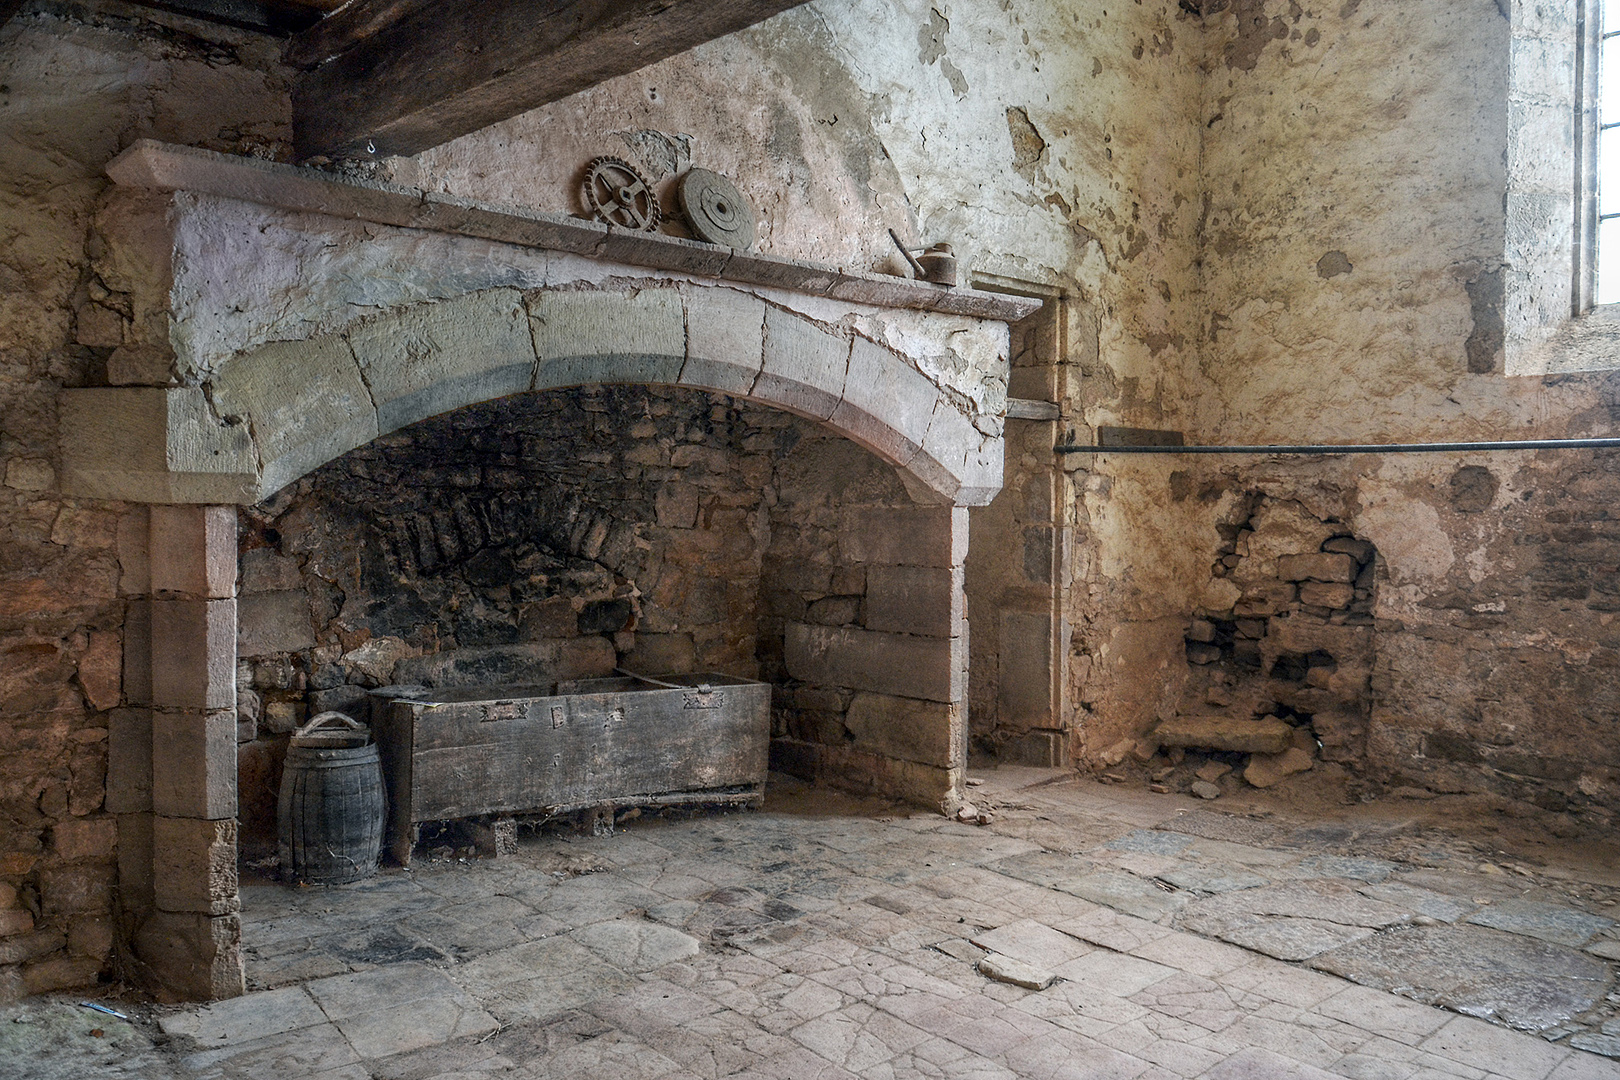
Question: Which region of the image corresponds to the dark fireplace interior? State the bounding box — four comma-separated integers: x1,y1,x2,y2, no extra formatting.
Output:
233,384,921,855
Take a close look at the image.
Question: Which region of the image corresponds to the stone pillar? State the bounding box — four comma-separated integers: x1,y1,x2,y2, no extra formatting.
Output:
781,504,969,812
134,505,243,1001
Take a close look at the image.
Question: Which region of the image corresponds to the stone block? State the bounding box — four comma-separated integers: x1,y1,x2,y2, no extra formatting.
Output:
51,818,117,862
785,622,964,703
1299,582,1355,609
117,507,150,594
350,288,536,436
39,863,116,916
68,916,115,962
239,548,302,594
977,953,1056,991
262,700,301,735
998,610,1056,725
844,691,964,768
151,598,236,710
0,930,66,966
1234,581,1295,616
1154,715,1295,755
757,307,849,421
57,387,258,505
134,910,244,1001
1277,552,1357,583
236,591,313,657
150,505,237,599
118,813,155,916
4,458,54,492
77,630,123,712
153,817,239,915
655,484,700,529
679,286,766,396
841,505,967,568
557,636,617,680
152,711,238,820
863,564,963,638
768,738,958,813
106,344,178,386
1322,536,1376,563
829,339,936,466
0,911,32,938
529,288,686,388
107,708,153,814
1245,747,1315,789
123,600,153,707
909,404,1002,506
622,632,697,674
22,956,103,996
76,301,127,348
211,334,379,498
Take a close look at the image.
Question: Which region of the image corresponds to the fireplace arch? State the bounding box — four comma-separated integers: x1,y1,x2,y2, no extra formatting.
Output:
71,142,1037,1000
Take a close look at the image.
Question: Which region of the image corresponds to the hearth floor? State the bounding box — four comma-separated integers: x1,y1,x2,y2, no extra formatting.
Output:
10,769,1620,1079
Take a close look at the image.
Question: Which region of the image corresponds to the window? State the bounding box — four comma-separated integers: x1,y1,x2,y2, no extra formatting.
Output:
1502,0,1618,374
1599,0,1620,304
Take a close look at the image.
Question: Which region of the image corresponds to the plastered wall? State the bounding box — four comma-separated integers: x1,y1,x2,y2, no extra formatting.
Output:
1181,0,1620,823
7,0,1619,1000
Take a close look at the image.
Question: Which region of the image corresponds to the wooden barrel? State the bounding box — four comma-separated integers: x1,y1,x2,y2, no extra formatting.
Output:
277,712,384,884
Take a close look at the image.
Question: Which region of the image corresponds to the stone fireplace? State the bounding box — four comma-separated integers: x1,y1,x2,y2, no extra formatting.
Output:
61,141,1039,999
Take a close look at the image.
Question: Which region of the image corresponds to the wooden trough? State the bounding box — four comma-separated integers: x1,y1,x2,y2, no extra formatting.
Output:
370,672,769,865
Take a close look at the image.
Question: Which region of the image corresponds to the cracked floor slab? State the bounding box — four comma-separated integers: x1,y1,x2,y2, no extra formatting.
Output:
9,770,1620,1078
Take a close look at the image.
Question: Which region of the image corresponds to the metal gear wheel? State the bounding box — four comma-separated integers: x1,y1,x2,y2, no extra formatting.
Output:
582,156,661,231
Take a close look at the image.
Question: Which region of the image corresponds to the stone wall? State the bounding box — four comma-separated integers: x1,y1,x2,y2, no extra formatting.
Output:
15,0,1620,1002
1179,0,1620,822
763,428,967,808
0,2,289,1001
234,385,793,850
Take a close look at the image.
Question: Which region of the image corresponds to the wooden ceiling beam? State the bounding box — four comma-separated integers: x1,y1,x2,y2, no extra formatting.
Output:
290,0,810,161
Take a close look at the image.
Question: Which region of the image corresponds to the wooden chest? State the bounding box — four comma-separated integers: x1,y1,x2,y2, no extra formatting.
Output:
371,672,769,864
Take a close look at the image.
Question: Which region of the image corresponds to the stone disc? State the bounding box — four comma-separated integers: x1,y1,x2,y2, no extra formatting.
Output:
679,168,755,250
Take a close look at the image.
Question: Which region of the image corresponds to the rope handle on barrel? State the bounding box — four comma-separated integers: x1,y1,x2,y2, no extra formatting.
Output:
294,711,366,738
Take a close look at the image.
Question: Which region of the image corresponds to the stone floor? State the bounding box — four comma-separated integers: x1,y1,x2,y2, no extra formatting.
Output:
9,768,1620,1079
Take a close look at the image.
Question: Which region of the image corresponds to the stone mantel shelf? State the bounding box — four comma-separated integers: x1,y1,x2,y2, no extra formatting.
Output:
105,141,1042,324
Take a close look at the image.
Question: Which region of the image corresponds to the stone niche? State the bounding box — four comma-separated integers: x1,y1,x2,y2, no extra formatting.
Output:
1154,496,1379,791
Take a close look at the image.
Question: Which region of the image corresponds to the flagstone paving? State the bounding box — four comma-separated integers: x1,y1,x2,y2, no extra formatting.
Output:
9,769,1620,1078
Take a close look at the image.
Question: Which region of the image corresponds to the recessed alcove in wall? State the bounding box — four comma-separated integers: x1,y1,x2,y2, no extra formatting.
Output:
966,286,1074,767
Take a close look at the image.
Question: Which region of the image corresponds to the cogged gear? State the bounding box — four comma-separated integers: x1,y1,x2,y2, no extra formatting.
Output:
582,156,661,231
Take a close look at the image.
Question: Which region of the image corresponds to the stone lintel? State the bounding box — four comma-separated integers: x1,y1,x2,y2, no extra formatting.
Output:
105,140,1041,324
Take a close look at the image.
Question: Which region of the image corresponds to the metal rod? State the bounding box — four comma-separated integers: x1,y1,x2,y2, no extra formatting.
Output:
1055,437,1620,455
